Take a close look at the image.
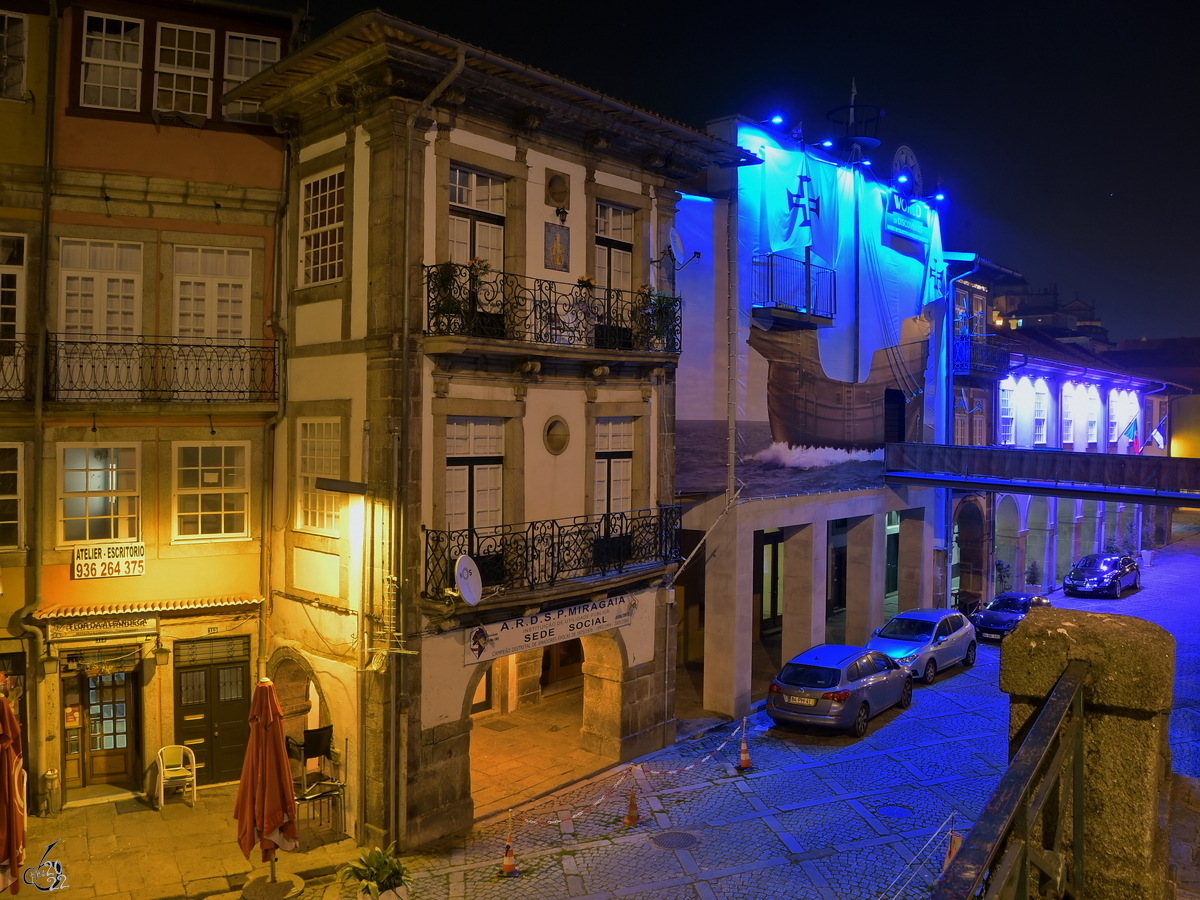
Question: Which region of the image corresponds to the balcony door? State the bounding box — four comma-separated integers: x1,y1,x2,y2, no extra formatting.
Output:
595,202,633,349
448,166,505,337
594,417,634,568
446,417,504,584
173,246,250,398
1,235,24,399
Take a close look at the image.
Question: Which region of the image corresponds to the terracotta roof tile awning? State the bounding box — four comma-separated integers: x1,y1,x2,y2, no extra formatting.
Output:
34,595,262,619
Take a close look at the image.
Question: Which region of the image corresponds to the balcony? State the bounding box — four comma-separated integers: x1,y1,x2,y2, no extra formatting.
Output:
0,335,33,400
952,335,1010,378
425,263,681,354
750,251,836,328
47,335,278,402
424,506,681,601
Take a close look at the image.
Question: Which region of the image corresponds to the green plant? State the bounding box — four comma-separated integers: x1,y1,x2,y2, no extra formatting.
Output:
994,559,1013,592
337,844,411,899
1025,560,1041,586
577,275,596,289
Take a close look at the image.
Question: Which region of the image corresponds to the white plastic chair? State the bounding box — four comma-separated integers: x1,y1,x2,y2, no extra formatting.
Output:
156,745,197,808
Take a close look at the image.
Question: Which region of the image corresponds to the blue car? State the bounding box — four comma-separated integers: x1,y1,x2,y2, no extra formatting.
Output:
767,644,912,738
866,608,977,684
970,592,1051,641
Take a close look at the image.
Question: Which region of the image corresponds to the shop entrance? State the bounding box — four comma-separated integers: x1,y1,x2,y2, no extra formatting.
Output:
63,670,138,790
174,636,252,784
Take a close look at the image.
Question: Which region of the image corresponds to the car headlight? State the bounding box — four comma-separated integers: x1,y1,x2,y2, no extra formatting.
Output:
898,653,919,664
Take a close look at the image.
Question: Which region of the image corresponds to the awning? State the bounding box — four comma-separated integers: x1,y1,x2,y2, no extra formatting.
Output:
34,594,262,619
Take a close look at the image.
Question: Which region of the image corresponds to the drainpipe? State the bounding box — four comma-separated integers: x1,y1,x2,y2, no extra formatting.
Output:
258,133,292,679
18,0,58,817
391,47,465,851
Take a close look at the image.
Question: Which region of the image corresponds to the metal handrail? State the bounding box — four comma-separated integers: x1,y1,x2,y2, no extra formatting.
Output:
750,251,836,319
424,505,681,596
0,334,34,400
953,335,1010,376
425,263,681,352
933,658,1089,899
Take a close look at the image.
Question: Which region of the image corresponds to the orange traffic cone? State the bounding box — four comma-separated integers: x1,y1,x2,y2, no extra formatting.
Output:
622,786,641,826
735,717,752,771
500,811,520,877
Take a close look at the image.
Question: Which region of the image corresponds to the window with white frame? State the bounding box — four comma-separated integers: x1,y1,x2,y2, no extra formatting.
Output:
222,33,278,123
595,417,634,515
81,12,143,111
174,246,248,339
300,170,344,285
446,417,503,531
297,419,340,534
174,443,248,539
1033,386,1048,445
1087,390,1099,443
1,234,24,352
60,239,141,336
154,24,214,116
954,414,968,446
999,387,1015,445
1108,391,1120,443
448,166,505,273
59,445,139,543
0,443,19,548
1061,386,1074,445
971,413,986,446
1,13,26,101
595,202,633,293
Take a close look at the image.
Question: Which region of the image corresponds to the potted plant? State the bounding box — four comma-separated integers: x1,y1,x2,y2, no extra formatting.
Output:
337,844,411,900
994,558,1013,592
1024,560,1041,590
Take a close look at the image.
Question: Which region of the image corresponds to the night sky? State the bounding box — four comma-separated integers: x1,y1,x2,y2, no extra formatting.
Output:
286,0,1198,342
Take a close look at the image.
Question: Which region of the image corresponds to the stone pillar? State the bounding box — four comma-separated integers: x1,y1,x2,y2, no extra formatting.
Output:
514,648,543,708
1001,609,1174,899
703,507,754,717
781,522,825,663
845,514,885,645
897,508,927,612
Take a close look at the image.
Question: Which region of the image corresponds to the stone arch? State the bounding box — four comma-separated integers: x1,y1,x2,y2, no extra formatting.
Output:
1025,497,1050,591
995,494,1021,592
460,659,494,721
954,498,987,602
267,647,333,749
578,628,630,760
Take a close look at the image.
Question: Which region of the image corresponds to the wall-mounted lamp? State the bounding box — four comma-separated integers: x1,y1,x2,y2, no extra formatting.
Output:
555,206,568,224
41,656,59,676
315,477,368,495
153,639,171,667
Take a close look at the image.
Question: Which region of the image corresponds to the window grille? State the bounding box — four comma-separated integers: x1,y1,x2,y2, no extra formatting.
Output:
174,635,250,666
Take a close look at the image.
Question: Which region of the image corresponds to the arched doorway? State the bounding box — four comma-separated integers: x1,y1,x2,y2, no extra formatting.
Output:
995,495,1021,593
954,499,986,607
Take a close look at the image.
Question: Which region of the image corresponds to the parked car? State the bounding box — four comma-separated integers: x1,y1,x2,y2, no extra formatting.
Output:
766,644,912,738
1062,553,1140,598
866,608,977,684
970,592,1051,641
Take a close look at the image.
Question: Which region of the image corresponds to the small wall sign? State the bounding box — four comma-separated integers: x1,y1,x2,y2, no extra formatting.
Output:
72,542,146,580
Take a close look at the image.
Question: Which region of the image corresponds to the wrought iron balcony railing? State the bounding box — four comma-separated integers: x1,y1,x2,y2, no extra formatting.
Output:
953,335,1010,377
750,251,836,323
47,334,278,402
425,263,681,353
425,505,681,598
0,335,33,400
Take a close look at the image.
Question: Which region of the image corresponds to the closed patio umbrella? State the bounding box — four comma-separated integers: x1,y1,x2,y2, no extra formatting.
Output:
0,696,24,895
235,677,297,881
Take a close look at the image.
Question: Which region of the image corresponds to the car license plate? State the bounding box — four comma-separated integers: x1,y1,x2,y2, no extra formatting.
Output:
985,632,1002,639
788,695,816,706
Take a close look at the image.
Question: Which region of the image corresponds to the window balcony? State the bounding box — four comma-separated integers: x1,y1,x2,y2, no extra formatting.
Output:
424,263,681,354
47,334,279,402
424,505,681,601
750,251,836,328
953,335,1010,378
0,335,34,400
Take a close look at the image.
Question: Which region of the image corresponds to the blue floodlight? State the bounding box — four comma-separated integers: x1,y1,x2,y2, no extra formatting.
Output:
897,173,909,183
934,192,945,201
861,159,872,166
821,140,833,148
770,114,784,125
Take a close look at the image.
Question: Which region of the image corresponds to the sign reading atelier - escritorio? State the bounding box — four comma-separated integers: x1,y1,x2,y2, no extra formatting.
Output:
463,595,637,665
72,542,146,579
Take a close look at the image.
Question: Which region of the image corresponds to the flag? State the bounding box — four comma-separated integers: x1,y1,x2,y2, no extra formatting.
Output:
1151,414,1167,448
1122,416,1139,453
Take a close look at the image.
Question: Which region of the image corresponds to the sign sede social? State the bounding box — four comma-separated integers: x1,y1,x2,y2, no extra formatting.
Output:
463,595,636,665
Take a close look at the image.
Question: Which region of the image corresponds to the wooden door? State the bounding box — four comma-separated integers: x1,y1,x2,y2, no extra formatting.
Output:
541,638,584,688
175,661,250,785
83,672,137,786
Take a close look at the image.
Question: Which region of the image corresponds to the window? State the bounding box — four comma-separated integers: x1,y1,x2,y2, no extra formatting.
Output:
1033,386,1047,444
595,202,633,293
594,417,633,515
174,246,248,339
222,33,278,123
1061,386,1074,445
60,239,141,336
59,445,139,543
1,234,24,356
953,414,967,446
1108,391,1120,443
297,419,340,533
300,170,344,285
174,443,249,539
81,13,142,111
155,24,214,116
999,387,1015,445
1,13,26,100
446,417,503,531
448,166,505,273
1087,391,1099,444
0,443,18,548
971,413,986,446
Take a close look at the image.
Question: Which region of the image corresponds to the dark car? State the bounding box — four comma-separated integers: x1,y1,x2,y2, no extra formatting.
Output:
1063,553,1140,598
970,592,1051,641
766,644,912,738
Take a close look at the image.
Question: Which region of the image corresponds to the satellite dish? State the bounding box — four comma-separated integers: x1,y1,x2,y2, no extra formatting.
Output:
455,555,483,606
671,227,686,260
892,144,923,197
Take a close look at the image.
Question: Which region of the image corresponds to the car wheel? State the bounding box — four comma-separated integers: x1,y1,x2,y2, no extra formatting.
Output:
963,641,977,667
1109,579,1122,599
850,703,870,738
899,678,913,709
1134,573,1141,590
923,659,937,684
